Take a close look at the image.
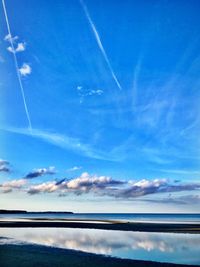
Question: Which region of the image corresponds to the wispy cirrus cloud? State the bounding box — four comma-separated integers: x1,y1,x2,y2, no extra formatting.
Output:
25,166,56,179
2,0,32,131
0,159,10,172
2,127,118,161
143,194,200,205
67,166,82,172
80,0,122,90
77,86,104,103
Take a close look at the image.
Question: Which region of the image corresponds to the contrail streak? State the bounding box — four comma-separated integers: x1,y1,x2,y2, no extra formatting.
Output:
2,0,32,132
80,0,122,90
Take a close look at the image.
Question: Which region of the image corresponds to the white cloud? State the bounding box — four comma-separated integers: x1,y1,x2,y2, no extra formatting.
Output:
0,179,27,193
66,172,119,190
80,0,122,90
19,63,31,76
133,179,167,188
67,166,82,172
77,86,104,97
88,89,103,96
7,42,26,53
77,86,104,103
16,42,26,52
28,172,123,195
4,34,18,42
2,171,200,200
7,46,14,53
27,174,200,198
28,181,58,195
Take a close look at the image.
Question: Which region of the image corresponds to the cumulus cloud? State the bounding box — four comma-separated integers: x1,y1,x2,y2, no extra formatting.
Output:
5,34,26,54
1,170,200,202
113,179,168,198
0,179,27,193
110,179,200,199
65,172,124,193
7,42,26,53
28,172,125,195
4,34,18,42
28,181,58,195
25,172,200,199
0,159,10,172
26,172,200,199
19,63,31,76
25,166,56,179
15,42,26,52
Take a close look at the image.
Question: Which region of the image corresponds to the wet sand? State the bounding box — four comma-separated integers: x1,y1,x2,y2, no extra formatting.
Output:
0,242,199,267
0,219,200,233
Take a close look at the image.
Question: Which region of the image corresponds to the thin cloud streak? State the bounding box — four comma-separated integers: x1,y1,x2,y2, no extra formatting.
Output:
80,0,122,90
67,166,82,172
2,0,32,132
3,127,119,161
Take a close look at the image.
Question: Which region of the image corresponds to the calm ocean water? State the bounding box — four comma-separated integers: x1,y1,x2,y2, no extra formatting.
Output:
0,213,200,265
1,213,200,223
1,228,200,265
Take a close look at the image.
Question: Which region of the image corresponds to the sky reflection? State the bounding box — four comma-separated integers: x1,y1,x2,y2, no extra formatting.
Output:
0,228,200,265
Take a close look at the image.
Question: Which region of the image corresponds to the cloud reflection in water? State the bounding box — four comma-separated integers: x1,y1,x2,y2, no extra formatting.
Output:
1,228,200,265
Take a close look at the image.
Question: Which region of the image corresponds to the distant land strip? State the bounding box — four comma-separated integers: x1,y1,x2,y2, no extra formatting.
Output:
0,210,73,214
0,220,200,234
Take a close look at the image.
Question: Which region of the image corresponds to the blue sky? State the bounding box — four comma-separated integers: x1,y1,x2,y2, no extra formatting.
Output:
0,0,200,212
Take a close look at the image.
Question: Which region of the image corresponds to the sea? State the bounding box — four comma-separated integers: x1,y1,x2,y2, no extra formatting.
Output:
1,212,200,223
0,213,200,265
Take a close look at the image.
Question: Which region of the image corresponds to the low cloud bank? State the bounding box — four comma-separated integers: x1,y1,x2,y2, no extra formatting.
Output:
1,172,199,203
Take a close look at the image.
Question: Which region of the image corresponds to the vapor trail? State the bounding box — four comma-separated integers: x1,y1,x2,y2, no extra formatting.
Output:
2,0,32,132
80,0,122,90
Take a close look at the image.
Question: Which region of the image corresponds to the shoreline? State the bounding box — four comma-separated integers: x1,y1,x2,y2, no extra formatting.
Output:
0,242,199,267
0,220,200,233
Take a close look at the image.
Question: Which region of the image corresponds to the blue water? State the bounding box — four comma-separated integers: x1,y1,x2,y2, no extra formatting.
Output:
1,213,200,223
1,213,200,265
1,228,200,265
